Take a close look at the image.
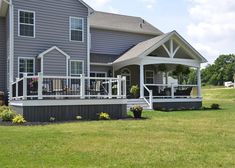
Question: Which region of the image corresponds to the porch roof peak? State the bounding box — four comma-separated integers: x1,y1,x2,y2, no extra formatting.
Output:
113,30,208,66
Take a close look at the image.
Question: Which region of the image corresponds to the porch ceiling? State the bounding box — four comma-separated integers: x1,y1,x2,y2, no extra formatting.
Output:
113,30,208,70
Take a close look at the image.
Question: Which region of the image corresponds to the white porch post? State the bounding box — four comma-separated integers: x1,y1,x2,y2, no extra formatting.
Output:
197,67,202,98
38,72,43,100
140,64,144,98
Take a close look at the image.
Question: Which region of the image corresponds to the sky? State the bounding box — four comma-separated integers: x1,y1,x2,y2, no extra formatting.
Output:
83,0,235,64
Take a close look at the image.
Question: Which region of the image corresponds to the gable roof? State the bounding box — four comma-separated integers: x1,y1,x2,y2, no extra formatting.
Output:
38,46,70,59
90,11,163,36
113,31,208,64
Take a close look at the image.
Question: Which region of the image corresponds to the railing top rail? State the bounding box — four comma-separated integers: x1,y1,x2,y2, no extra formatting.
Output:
145,84,197,87
12,75,126,82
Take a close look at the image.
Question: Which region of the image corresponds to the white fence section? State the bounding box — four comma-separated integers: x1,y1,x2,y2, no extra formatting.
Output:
11,73,126,100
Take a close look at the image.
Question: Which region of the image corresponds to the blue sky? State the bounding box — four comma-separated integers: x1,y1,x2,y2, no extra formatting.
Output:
84,0,235,64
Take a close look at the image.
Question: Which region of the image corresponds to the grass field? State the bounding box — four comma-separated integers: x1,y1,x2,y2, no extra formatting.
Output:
0,88,235,168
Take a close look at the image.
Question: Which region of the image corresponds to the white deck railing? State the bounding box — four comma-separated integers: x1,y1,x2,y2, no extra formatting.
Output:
11,73,126,100
143,84,153,109
144,84,199,99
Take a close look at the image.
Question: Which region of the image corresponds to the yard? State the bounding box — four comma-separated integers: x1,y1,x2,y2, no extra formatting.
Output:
0,87,235,168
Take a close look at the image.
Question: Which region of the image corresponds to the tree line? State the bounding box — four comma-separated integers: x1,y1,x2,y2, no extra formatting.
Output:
187,54,235,86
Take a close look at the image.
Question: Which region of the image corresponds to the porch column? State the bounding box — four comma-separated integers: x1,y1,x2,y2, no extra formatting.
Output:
140,64,144,98
197,67,202,98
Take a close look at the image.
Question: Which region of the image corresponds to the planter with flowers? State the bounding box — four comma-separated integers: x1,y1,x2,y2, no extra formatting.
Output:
130,105,143,119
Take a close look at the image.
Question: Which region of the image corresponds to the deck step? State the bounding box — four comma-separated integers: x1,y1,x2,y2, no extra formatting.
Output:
127,99,152,110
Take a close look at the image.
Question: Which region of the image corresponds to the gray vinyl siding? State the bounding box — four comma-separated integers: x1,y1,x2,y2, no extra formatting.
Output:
91,28,155,56
43,50,67,76
12,0,88,78
90,53,119,63
0,17,6,92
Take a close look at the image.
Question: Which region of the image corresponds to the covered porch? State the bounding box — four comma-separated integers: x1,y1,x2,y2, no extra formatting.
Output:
113,31,207,110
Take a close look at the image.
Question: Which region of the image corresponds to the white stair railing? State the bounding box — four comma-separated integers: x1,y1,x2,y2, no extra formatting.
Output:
143,84,153,109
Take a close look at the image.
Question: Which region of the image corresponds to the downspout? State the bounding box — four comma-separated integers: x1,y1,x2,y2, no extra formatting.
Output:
5,0,14,100
86,10,92,77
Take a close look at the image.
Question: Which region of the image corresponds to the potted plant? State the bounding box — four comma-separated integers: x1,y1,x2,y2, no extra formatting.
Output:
130,85,140,98
130,105,143,119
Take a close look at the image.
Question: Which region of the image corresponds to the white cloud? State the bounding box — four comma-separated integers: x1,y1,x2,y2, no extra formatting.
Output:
141,0,157,9
83,0,120,13
187,0,235,63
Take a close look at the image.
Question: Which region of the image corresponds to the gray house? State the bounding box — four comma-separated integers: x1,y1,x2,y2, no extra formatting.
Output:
0,0,207,121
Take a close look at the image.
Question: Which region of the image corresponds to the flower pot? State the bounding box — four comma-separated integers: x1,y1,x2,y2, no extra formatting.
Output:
133,110,142,119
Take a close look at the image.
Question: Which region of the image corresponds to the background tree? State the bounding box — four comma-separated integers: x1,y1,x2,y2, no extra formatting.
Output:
201,54,235,86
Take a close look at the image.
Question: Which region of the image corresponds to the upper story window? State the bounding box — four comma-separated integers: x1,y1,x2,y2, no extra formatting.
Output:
18,10,35,37
18,58,35,78
70,17,84,42
70,60,84,76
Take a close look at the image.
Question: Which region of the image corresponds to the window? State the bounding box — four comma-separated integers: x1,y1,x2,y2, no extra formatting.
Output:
121,68,131,88
70,60,84,76
18,58,35,78
145,70,154,84
70,17,84,42
90,72,106,78
18,10,35,37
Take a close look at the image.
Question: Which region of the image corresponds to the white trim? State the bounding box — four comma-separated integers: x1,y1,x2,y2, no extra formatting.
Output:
87,16,90,77
69,16,84,42
77,0,94,13
18,9,35,38
17,57,35,78
142,57,201,68
90,62,113,66
153,98,202,103
145,70,154,84
38,46,71,59
9,0,14,100
70,60,85,76
10,99,127,107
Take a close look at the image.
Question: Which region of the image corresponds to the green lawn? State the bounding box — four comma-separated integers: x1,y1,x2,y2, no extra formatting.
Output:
0,88,235,168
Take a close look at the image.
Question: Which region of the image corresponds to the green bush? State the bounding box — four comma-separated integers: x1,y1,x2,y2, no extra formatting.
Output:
12,115,26,124
0,106,11,116
1,109,16,122
211,104,220,110
99,112,110,120
130,85,140,98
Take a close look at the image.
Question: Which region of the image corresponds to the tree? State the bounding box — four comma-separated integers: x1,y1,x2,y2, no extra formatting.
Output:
201,54,235,86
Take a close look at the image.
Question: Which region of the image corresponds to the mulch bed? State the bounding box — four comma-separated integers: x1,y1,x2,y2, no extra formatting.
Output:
0,117,149,126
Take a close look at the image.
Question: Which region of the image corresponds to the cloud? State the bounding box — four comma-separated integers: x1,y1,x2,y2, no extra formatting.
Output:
187,0,235,63
141,0,157,9
83,0,120,13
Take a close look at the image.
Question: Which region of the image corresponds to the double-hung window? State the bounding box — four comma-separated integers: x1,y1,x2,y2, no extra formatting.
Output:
70,60,84,76
19,10,35,37
70,17,84,42
145,70,154,84
18,58,35,78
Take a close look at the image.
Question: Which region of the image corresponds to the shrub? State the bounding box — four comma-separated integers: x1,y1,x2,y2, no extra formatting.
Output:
99,112,110,120
0,106,11,116
211,104,220,110
130,105,143,118
12,115,26,124
130,85,140,98
1,109,16,122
